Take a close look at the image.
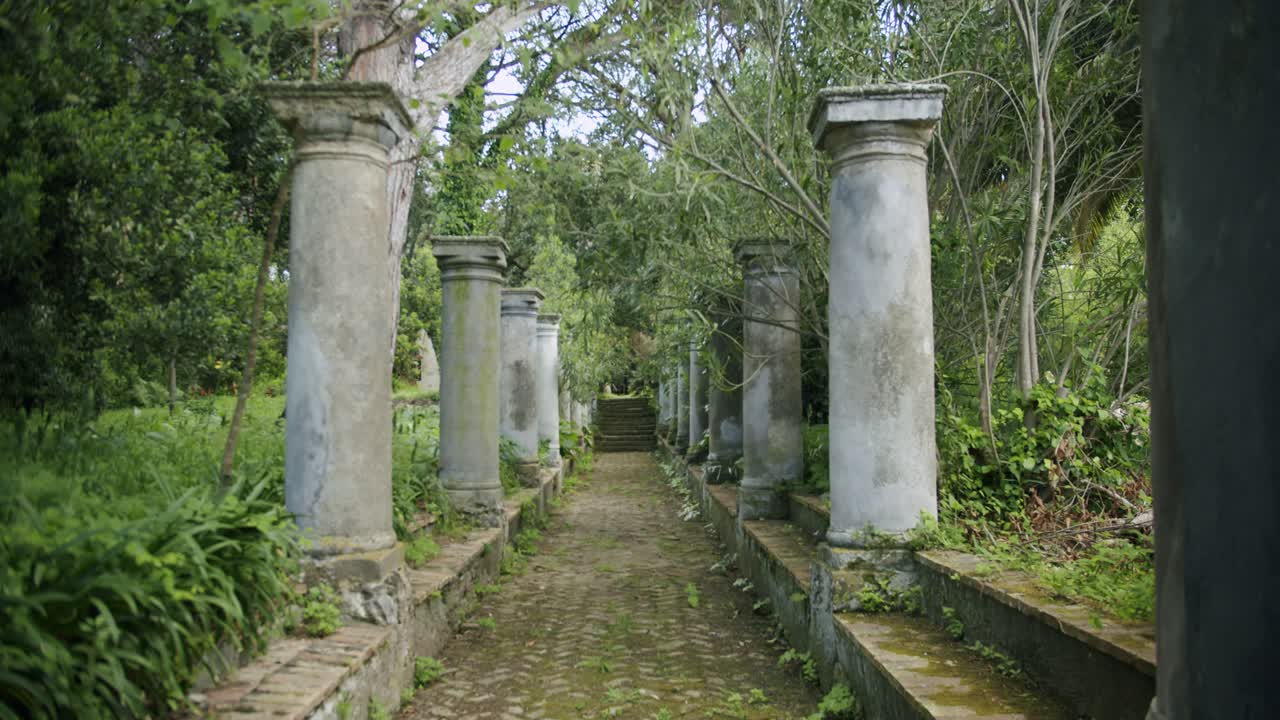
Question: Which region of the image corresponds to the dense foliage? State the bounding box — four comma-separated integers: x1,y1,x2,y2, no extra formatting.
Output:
0,408,300,717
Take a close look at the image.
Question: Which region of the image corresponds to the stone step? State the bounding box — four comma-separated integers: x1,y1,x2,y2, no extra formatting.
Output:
597,412,656,419
598,422,655,430
914,550,1155,720
596,440,657,450
596,429,655,438
597,401,652,411
834,612,1077,719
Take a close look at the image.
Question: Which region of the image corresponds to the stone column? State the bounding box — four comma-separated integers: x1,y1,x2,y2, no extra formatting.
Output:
500,288,543,484
433,236,509,520
656,380,669,436
1143,5,1280,718
737,242,803,520
418,330,440,393
264,82,409,560
664,370,678,441
536,314,562,467
810,84,946,546
705,313,744,484
674,361,690,451
687,341,710,460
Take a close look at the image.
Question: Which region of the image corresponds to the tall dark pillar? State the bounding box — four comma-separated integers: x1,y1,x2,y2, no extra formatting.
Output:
1143,2,1280,717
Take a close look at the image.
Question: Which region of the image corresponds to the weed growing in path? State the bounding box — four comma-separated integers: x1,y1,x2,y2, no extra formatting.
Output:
414,656,445,687
685,582,701,608
302,584,342,637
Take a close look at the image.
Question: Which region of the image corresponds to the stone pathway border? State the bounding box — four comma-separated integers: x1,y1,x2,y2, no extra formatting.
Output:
188,464,568,720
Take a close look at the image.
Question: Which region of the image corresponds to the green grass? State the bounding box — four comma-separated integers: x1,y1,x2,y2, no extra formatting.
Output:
0,394,456,714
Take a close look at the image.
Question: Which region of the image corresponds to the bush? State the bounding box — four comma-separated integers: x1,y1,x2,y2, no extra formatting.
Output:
301,584,342,638
0,476,300,718
414,657,445,687
936,376,1149,529
799,424,830,495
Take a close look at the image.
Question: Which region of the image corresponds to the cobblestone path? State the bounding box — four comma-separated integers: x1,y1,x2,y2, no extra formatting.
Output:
401,452,820,720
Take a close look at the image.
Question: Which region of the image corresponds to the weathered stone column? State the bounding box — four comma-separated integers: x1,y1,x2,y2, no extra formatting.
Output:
418,330,440,393
265,82,408,560
705,313,744,484
1143,5,1280,718
687,341,710,459
737,242,803,520
536,314,562,467
656,380,669,437
500,288,543,484
433,236,509,520
675,361,690,451
810,85,946,546
664,370,678,441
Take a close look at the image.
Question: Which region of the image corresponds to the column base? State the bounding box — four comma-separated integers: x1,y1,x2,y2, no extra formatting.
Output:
703,456,741,485
817,543,918,613
825,526,911,549
541,451,562,469
446,487,505,527
515,461,541,487
302,531,398,557
301,544,408,625
738,483,788,520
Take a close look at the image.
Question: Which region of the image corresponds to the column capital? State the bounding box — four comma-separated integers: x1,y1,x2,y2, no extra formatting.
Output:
501,287,544,317
261,81,412,149
536,313,562,332
433,235,509,282
735,240,796,278
809,84,948,169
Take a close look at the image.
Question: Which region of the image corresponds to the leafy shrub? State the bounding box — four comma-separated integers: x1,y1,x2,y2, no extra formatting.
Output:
391,405,446,540
936,376,1149,528
414,657,445,687
807,684,860,720
800,424,830,495
500,438,524,493
0,476,300,718
404,535,441,569
301,584,342,637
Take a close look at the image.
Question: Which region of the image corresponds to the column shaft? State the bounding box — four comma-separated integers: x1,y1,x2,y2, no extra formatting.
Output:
811,84,946,545
500,288,543,482
737,242,803,520
687,341,709,458
706,316,744,484
266,82,409,555
675,362,690,451
537,314,562,467
1143,4,1280,717
434,236,509,518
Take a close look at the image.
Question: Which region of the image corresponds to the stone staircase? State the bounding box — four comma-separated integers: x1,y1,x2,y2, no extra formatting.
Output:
594,397,657,452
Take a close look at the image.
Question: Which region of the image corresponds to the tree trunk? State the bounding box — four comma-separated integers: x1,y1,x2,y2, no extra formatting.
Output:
221,166,292,483
168,356,177,416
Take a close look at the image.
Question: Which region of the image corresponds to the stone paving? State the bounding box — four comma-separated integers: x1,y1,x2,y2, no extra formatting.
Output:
400,452,819,719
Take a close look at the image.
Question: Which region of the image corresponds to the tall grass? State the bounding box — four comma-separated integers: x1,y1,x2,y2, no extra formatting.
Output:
0,397,450,717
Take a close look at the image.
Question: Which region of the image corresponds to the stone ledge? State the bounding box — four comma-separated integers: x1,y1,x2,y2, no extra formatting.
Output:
832,612,1075,719
915,549,1155,720
201,624,391,719
788,493,829,539
194,462,569,720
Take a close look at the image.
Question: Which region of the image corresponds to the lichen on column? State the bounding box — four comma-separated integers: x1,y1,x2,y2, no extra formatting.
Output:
537,314,563,467
736,241,803,520
500,288,544,484
810,83,947,547
705,308,744,485
264,81,410,557
433,235,510,522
